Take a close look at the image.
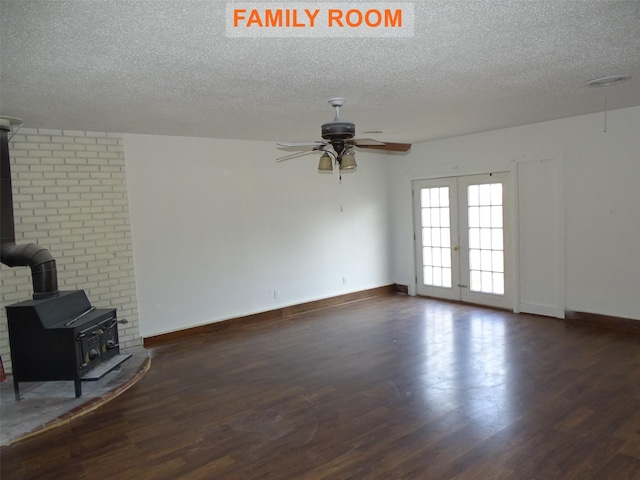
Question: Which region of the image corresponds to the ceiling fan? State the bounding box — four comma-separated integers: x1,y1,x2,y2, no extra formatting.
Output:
276,98,411,173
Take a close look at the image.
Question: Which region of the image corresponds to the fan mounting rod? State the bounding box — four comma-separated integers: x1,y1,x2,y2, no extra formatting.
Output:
328,97,345,121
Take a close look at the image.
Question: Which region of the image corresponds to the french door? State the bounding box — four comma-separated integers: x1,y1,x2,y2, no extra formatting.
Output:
413,173,512,309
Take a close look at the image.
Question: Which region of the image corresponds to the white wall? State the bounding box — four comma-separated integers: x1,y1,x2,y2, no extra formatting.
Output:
389,106,640,320
124,135,392,337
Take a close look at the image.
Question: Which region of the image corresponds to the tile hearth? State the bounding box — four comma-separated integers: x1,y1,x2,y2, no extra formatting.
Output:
0,346,149,447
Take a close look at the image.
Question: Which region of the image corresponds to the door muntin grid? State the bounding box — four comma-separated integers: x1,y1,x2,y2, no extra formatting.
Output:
413,174,511,309
467,183,505,295
420,186,452,288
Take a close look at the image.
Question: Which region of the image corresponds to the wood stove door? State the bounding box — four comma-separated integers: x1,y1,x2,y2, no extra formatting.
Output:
77,330,102,371
76,310,118,371
98,315,120,360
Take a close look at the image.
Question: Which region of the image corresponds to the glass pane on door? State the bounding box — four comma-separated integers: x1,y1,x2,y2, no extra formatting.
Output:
414,173,511,309
467,183,504,295
419,186,452,288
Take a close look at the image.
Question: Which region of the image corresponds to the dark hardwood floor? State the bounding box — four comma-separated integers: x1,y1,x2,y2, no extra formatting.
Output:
2,294,640,479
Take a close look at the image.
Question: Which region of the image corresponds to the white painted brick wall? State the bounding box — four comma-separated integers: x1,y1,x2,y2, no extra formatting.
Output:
0,129,141,374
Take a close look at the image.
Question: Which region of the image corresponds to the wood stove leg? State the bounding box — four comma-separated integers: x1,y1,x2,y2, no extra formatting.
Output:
74,379,82,398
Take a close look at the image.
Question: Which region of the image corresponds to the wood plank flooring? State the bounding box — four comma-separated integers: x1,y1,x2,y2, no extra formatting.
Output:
2,294,640,479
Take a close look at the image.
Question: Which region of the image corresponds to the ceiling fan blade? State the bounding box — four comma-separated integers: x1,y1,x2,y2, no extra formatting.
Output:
276,149,322,163
277,141,326,148
349,138,386,146
357,142,412,152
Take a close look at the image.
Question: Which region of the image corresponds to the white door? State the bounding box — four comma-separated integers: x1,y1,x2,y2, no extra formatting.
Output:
413,173,512,309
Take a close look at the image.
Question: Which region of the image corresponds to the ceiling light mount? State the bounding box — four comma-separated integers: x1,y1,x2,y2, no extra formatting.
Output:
0,116,24,129
586,74,631,87
0,116,25,140
586,75,631,133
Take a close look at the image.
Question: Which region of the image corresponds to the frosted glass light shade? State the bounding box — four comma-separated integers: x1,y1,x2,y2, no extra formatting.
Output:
340,149,357,171
317,152,333,172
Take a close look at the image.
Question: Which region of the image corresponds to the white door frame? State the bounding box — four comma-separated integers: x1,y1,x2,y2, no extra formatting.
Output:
412,172,514,310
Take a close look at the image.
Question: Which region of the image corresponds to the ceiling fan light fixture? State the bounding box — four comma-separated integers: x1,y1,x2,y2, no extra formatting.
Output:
317,152,333,173
276,98,411,175
340,148,357,171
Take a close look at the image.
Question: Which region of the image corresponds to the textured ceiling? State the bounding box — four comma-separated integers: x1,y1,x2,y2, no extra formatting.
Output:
1,0,639,144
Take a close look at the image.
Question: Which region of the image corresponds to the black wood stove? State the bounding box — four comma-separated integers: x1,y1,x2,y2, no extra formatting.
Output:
2,122,131,400
6,290,131,399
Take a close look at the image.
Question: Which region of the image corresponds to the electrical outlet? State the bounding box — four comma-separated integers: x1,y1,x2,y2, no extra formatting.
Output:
273,290,279,299
342,277,347,284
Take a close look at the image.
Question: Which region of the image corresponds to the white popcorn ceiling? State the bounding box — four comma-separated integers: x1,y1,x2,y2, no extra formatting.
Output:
1,0,639,143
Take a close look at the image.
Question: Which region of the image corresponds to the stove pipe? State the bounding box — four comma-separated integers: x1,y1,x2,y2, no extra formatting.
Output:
1,122,59,299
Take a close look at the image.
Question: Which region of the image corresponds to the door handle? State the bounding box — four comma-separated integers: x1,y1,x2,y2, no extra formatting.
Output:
452,246,459,251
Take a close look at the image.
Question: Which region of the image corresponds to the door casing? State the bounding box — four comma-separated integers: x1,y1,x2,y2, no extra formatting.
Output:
412,172,513,310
